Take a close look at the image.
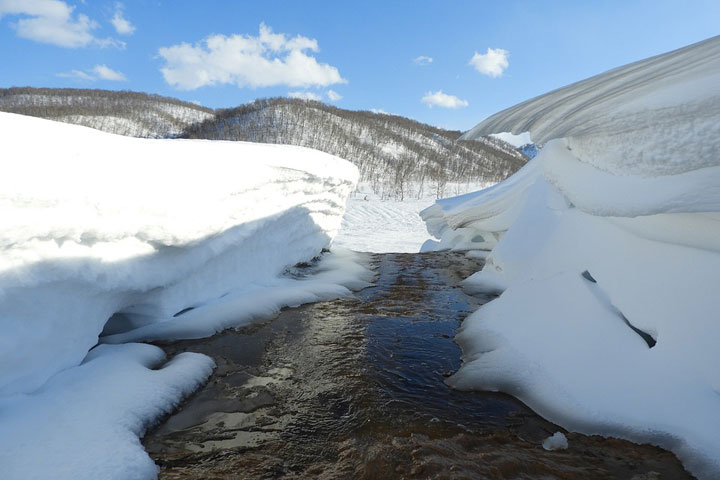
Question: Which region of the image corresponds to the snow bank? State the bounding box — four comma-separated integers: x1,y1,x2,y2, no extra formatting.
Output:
0,112,358,396
100,247,374,344
423,35,720,478
0,112,368,479
0,344,214,480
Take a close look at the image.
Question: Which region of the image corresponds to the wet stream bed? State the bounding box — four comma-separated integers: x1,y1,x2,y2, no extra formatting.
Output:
144,252,692,479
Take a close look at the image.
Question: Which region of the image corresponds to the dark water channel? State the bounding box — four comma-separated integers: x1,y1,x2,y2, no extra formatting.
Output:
144,252,691,479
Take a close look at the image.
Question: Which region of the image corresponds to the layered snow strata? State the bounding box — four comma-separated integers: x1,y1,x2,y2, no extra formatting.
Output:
0,112,359,398
423,35,720,478
0,112,370,479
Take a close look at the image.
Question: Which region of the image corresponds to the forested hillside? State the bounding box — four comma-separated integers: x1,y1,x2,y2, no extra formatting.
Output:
0,87,213,138
1,89,527,199
185,98,528,199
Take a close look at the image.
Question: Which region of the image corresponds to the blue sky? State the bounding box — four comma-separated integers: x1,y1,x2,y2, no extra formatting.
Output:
0,0,718,130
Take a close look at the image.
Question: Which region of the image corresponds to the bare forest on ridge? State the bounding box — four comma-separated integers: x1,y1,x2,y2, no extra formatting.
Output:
0,87,214,138
1,88,528,199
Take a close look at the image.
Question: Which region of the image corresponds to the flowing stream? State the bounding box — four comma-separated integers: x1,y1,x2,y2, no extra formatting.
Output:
144,252,691,479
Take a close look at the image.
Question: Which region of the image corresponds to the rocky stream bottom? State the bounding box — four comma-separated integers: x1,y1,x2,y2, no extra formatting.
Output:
143,252,692,479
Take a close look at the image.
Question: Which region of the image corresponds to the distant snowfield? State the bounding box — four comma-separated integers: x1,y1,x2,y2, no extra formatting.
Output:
423,35,720,479
335,183,491,253
0,113,372,480
334,195,432,253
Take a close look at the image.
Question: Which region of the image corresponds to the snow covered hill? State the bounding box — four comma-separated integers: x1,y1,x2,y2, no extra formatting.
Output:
0,87,214,138
184,98,528,199
423,35,720,479
0,90,527,201
0,112,372,479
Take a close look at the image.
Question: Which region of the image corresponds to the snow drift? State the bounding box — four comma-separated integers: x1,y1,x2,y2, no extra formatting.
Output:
422,35,720,478
0,112,368,479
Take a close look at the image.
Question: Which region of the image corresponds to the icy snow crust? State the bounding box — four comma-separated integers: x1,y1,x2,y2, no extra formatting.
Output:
423,36,720,478
0,113,368,479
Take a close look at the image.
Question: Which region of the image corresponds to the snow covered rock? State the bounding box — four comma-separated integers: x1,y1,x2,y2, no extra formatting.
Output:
542,432,568,451
423,35,720,479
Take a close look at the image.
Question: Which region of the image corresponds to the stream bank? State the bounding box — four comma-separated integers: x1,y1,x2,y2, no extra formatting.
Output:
144,252,691,479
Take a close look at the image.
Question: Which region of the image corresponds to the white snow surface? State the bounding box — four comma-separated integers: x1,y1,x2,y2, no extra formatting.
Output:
489,131,531,148
423,35,720,479
0,344,215,480
335,183,493,253
542,432,569,451
334,195,432,253
0,112,371,479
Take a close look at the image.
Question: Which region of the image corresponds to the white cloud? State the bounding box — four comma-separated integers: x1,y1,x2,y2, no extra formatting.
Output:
56,64,127,82
0,0,121,48
56,69,94,81
110,2,134,35
413,55,433,66
421,90,469,109
92,64,127,81
288,91,322,101
326,89,342,101
370,108,389,115
469,47,509,77
158,23,346,91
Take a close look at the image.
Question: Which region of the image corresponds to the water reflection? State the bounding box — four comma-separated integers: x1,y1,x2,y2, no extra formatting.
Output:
144,252,692,479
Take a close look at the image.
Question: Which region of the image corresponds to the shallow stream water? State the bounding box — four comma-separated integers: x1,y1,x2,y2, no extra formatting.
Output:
144,252,692,479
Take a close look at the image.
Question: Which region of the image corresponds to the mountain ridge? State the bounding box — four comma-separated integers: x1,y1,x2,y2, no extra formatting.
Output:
0,88,527,199
186,97,527,198
0,87,213,138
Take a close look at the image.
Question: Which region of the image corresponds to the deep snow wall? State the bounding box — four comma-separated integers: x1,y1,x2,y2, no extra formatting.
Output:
423,35,720,478
0,112,358,398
